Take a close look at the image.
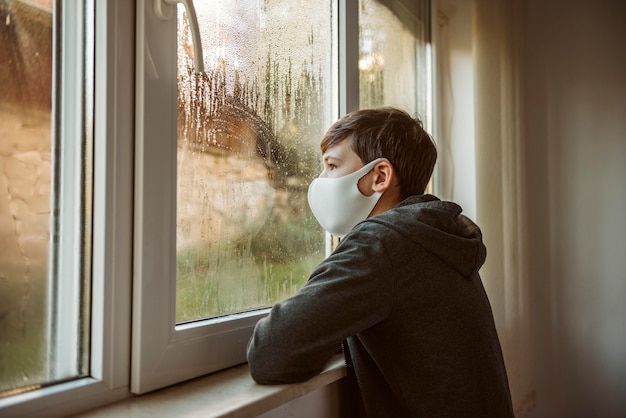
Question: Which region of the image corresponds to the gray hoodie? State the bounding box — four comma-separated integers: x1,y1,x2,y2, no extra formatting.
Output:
247,195,514,417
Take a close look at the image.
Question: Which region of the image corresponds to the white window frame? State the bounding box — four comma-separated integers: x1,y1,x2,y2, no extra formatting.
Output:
0,0,134,416
49,0,92,381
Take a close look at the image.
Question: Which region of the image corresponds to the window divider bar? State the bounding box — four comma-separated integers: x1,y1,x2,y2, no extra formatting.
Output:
339,0,359,115
48,0,90,382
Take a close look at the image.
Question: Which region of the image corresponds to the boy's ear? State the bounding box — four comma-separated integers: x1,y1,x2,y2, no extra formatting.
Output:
372,160,395,192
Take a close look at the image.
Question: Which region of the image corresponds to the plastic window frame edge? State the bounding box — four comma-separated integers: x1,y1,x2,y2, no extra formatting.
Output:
0,0,135,416
427,0,440,195
339,0,359,116
49,0,90,381
327,0,358,253
132,0,265,395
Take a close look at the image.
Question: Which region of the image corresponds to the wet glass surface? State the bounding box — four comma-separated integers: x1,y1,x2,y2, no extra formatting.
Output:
0,0,53,395
175,0,332,322
359,0,430,115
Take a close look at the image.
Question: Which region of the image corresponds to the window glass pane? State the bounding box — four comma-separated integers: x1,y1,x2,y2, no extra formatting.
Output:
0,0,90,396
175,0,332,322
0,0,52,394
359,0,430,115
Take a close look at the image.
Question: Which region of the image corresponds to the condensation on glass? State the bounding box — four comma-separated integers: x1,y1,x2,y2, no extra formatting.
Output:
359,0,431,116
0,0,90,396
0,0,51,395
175,1,332,322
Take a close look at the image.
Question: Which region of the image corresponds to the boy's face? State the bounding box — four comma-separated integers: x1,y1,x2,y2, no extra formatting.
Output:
320,137,365,179
320,137,376,197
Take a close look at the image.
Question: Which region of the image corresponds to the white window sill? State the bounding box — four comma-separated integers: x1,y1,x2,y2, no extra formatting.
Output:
75,355,346,418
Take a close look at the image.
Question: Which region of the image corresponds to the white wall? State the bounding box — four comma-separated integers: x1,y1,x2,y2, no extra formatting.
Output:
525,0,626,416
435,0,477,221
438,0,626,416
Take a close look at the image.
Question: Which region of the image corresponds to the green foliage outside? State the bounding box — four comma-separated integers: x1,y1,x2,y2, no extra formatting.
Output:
176,212,325,322
0,267,47,394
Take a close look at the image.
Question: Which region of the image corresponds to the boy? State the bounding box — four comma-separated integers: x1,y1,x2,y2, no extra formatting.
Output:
247,107,514,417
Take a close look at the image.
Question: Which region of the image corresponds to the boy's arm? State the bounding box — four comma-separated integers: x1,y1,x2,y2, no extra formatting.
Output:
247,227,393,384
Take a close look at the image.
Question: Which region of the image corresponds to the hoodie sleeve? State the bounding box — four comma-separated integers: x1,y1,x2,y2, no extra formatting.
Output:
247,225,394,384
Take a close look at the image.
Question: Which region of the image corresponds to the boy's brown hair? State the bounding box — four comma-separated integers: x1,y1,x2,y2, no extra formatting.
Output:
320,107,437,199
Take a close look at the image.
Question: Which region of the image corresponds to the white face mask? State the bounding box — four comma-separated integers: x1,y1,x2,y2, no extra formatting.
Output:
307,158,387,237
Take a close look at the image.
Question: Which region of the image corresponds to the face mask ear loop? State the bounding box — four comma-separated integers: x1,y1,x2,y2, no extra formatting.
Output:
367,157,391,193
355,158,389,175
358,158,390,183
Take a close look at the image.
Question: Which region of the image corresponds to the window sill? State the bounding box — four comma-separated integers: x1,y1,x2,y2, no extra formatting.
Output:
75,355,346,418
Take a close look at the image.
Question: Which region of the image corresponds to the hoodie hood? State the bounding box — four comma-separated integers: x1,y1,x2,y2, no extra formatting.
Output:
366,194,486,279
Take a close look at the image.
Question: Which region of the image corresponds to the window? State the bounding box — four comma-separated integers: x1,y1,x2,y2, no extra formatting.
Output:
133,0,336,393
359,0,432,119
0,0,90,397
1,0,431,414
0,0,134,415
133,0,431,394
174,0,331,321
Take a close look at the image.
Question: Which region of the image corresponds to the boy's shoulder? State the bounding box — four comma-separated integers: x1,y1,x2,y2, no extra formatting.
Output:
349,194,466,243
373,194,456,226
